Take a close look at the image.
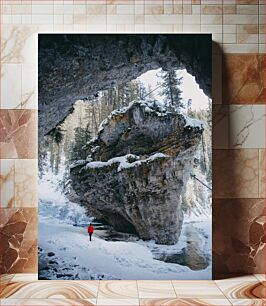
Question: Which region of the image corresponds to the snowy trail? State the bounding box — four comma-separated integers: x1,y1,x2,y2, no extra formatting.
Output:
39,215,211,280
38,170,211,280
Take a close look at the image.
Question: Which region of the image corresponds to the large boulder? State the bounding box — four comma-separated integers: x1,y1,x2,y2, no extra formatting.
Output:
70,100,203,245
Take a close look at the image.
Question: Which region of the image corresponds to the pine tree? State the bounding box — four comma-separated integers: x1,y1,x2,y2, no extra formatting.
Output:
187,99,193,116
158,69,183,111
70,124,91,161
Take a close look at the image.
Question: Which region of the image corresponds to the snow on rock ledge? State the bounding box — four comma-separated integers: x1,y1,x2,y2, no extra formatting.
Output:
70,100,203,245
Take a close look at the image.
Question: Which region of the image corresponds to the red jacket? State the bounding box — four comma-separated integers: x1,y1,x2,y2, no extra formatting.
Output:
88,225,94,234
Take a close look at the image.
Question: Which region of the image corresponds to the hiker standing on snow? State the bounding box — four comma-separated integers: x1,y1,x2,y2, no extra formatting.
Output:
88,223,94,241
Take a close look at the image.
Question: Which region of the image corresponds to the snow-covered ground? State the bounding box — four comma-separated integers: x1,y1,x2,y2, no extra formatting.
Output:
38,170,211,280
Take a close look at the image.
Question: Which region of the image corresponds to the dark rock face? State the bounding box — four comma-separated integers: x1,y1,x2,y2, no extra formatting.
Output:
38,34,211,140
70,101,203,245
88,101,203,162
158,245,208,270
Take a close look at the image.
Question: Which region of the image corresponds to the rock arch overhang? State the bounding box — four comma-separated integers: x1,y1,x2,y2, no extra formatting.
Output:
38,34,212,140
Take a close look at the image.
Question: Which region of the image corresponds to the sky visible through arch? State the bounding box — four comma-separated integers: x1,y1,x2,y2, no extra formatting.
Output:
137,68,210,111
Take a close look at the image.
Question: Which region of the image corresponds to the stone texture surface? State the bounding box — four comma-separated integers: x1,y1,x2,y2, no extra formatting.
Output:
213,149,259,198
71,101,203,245
0,208,38,274
259,149,265,198
14,160,37,208
229,105,265,149
0,160,15,208
0,110,37,159
213,199,266,277
223,54,265,104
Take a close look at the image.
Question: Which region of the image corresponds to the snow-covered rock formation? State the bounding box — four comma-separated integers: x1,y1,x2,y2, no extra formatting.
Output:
70,100,203,245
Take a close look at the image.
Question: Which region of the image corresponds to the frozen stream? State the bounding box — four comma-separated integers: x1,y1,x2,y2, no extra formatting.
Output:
38,171,211,280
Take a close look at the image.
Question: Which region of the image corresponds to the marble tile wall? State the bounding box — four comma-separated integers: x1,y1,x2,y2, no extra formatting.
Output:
0,0,265,278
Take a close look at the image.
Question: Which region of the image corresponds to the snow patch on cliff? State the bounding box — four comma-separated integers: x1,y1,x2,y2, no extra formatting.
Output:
84,153,167,172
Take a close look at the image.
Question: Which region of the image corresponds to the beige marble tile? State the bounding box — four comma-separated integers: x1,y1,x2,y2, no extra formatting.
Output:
192,5,200,14
172,281,225,299
140,298,232,305
107,0,134,3
144,14,182,24
201,15,223,24
215,276,265,299
223,24,237,33
213,33,223,44
254,274,266,283
182,5,192,14
144,5,164,15
21,63,37,109
223,33,236,43
215,277,259,285
32,15,54,25
96,299,139,305
201,24,223,33
237,25,259,34
223,4,237,14
236,4,259,14
98,281,138,299
236,0,258,3
237,33,259,44
107,15,134,25
1,281,99,299
201,5,223,14
183,24,201,32
144,24,174,33
164,4,174,14
107,5,117,15
73,14,87,24
32,4,54,15
223,14,258,25
213,149,259,198
229,300,266,306
0,299,97,305
229,105,265,149
138,281,176,299
0,110,38,159
259,149,265,198
183,14,200,24
0,274,14,294
0,159,15,208
11,274,38,282
135,3,144,14
1,25,38,64
1,64,22,109
173,4,183,14
201,0,223,3
116,24,135,32
222,43,258,53
135,15,144,24
73,5,86,14
223,54,264,103
87,5,106,15
259,44,265,54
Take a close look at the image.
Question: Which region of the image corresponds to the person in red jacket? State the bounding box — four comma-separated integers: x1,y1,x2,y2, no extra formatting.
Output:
88,223,94,241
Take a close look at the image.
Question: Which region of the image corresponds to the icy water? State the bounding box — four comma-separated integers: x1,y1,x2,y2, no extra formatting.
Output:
38,171,212,280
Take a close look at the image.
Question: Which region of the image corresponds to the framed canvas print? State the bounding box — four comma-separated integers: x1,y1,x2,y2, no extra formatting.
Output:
38,34,212,280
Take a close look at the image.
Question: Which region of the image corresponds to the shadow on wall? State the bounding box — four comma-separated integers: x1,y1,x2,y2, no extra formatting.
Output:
212,41,266,279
